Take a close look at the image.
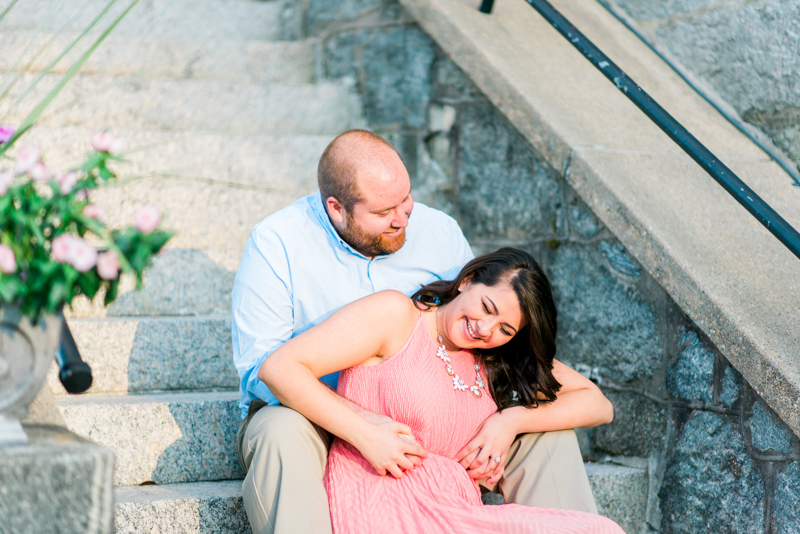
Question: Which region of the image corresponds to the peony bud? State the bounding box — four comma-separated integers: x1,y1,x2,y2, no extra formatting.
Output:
0,170,13,196
68,237,97,273
55,171,79,195
133,204,161,234
91,130,124,155
83,203,106,221
0,244,16,274
15,146,40,175
51,234,74,263
29,162,52,182
96,251,121,280
0,125,14,144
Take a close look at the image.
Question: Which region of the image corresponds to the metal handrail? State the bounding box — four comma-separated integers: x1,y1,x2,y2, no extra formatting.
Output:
478,0,800,261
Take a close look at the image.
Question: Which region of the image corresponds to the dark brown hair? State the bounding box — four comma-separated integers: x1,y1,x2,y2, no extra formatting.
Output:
317,129,402,212
412,248,561,410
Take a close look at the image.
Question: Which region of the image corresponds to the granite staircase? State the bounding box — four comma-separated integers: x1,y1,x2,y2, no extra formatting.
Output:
1,0,646,532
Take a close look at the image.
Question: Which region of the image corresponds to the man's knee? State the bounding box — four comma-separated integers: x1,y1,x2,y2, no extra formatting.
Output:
515,428,582,457
241,405,328,472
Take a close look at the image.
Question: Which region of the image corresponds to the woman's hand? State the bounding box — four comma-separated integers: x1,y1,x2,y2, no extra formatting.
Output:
354,420,428,479
455,410,519,485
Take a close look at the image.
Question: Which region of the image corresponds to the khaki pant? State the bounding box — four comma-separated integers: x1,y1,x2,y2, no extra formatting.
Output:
237,403,597,534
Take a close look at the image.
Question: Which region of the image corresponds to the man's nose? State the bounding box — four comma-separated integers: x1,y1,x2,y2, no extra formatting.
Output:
391,206,410,228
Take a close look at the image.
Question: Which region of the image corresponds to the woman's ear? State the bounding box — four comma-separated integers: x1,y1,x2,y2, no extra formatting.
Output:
458,275,473,293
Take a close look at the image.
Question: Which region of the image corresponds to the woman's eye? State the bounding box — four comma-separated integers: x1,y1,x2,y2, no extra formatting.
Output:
482,302,491,314
501,328,511,336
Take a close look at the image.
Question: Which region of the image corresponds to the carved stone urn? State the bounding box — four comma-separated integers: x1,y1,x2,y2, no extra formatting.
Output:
0,306,62,444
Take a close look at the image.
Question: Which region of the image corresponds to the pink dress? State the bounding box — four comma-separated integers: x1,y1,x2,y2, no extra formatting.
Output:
324,313,625,534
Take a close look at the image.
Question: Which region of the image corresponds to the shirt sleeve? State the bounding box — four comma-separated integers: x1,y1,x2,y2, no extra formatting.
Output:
231,227,293,407
438,215,475,281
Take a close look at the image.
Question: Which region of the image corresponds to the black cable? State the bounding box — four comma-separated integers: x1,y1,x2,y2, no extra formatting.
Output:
595,0,800,188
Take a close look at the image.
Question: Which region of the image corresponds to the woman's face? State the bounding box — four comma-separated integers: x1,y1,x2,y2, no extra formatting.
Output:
439,279,526,351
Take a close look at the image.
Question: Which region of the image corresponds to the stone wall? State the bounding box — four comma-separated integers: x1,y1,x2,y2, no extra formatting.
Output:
288,1,800,532
610,0,800,179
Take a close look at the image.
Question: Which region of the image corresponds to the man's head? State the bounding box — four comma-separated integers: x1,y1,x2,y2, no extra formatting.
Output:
318,129,414,258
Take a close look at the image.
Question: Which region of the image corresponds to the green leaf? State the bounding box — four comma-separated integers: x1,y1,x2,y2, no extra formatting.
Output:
147,230,173,252
77,272,101,299
0,275,20,303
104,279,119,306
47,279,69,310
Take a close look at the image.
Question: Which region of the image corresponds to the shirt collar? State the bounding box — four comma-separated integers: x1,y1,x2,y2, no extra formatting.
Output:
309,190,375,260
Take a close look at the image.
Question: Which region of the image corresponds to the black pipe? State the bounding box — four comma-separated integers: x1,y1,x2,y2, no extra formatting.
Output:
56,321,92,394
479,0,800,261
479,0,495,14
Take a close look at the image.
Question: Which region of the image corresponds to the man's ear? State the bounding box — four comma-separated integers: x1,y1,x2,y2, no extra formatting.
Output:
325,196,346,227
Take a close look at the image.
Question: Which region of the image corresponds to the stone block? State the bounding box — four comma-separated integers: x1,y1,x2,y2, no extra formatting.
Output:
568,198,602,239
115,481,251,534
324,31,359,80
719,364,743,407
775,462,800,534
306,0,383,36
547,244,662,381
593,390,667,457
660,411,764,534
666,329,714,402
586,462,648,534
0,425,114,534
749,400,793,454
431,54,483,102
613,0,709,21
58,392,242,486
358,26,435,129
456,101,563,242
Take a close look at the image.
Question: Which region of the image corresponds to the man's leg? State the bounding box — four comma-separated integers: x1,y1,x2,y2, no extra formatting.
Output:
487,429,597,513
237,403,333,534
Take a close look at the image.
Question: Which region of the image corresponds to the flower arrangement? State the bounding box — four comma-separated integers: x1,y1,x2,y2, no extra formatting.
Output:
0,126,171,322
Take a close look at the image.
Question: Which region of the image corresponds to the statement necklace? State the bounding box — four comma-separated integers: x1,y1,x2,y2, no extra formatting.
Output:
435,307,486,398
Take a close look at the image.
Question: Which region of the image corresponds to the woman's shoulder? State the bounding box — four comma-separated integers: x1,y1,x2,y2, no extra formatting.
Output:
356,290,418,320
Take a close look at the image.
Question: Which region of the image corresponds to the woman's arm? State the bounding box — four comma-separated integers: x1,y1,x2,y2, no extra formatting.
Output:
258,290,427,478
455,359,613,482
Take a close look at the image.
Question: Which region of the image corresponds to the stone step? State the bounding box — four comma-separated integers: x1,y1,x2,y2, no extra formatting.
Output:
0,31,316,84
0,74,363,135
22,126,328,192
48,315,237,396
112,465,645,534
0,0,289,42
58,391,243,486
115,481,251,534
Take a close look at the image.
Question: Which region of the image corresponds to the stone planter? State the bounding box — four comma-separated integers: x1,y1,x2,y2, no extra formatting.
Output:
0,306,62,444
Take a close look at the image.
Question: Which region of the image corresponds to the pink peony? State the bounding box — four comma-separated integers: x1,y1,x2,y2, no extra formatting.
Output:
96,251,121,280
133,204,161,234
68,237,97,273
75,189,88,201
0,244,16,274
91,130,125,155
55,171,79,195
0,125,14,144
51,234,75,263
29,162,52,182
15,146,41,175
0,170,13,195
83,203,106,221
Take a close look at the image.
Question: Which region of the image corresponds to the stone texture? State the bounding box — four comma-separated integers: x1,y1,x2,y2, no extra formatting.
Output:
568,198,602,239
586,462,648,534
547,244,662,381
0,425,114,534
775,462,800,534
457,101,563,242
306,0,383,36
666,329,714,402
359,26,435,129
593,391,667,457
115,481,251,534
749,400,793,454
613,0,709,21
0,32,316,84
58,391,242,486
719,364,743,407
48,315,236,396
0,74,362,135
660,411,764,534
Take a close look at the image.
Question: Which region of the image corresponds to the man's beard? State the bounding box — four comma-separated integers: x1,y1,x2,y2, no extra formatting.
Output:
338,212,406,257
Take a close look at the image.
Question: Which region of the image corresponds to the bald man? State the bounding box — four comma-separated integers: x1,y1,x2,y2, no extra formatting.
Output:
232,130,597,534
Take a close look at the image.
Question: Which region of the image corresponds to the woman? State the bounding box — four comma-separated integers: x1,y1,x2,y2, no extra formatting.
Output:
260,248,623,533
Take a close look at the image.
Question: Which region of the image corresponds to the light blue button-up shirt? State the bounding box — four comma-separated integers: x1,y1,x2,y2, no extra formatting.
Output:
232,191,474,418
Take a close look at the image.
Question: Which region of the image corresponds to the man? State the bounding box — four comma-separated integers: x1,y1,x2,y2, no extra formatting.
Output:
232,130,603,534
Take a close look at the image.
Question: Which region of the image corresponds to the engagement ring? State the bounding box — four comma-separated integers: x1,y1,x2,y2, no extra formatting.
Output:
491,456,501,463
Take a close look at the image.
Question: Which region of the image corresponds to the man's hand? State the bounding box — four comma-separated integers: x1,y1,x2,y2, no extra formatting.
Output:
455,411,519,485
354,420,428,479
